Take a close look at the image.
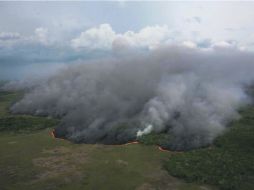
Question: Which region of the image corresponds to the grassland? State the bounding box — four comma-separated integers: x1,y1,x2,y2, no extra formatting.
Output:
0,90,215,190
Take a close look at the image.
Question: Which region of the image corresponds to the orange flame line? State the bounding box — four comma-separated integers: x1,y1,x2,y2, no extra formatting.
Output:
50,129,55,138
49,129,66,141
123,141,139,145
109,141,139,147
157,146,171,152
49,130,174,153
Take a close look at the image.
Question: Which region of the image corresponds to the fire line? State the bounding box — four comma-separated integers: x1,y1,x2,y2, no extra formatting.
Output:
50,129,170,152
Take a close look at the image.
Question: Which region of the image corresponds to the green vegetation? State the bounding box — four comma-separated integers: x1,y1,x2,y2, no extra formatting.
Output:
0,89,214,190
138,132,171,146
0,130,212,190
1,88,253,190
0,80,8,88
164,106,254,190
0,91,23,117
0,91,59,134
0,116,59,133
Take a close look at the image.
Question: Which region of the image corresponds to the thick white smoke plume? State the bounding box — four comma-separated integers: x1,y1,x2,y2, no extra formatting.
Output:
8,46,254,150
137,124,153,137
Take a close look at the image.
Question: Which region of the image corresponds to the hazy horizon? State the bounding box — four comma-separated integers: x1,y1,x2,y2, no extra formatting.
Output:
1,1,254,79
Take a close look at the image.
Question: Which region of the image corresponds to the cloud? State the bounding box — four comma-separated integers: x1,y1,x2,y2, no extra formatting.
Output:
182,41,197,49
115,25,171,50
0,23,250,80
185,16,202,24
212,40,237,50
0,23,252,58
0,28,50,48
0,32,23,48
71,24,172,50
34,27,49,45
71,24,251,52
193,16,201,24
0,32,21,41
71,24,116,50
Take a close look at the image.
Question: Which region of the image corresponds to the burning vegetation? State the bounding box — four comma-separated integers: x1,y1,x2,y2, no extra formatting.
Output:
5,46,254,151
51,129,174,153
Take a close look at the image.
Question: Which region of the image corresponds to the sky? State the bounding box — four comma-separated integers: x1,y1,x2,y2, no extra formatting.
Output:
1,1,254,80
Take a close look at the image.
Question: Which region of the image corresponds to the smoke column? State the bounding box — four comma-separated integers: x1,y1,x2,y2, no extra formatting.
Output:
7,46,254,150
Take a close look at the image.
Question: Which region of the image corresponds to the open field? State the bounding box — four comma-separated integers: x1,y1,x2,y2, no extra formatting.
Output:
1,90,253,190
0,91,216,190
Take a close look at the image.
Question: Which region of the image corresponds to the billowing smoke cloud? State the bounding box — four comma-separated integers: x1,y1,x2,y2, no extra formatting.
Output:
7,46,254,150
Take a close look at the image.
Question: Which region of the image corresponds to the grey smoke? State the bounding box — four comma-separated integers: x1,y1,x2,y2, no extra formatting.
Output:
7,46,254,150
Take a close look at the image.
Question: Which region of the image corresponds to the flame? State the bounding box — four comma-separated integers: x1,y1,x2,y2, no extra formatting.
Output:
49,129,66,141
50,129,55,138
49,130,173,153
124,141,139,145
157,146,171,152
109,141,139,147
